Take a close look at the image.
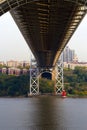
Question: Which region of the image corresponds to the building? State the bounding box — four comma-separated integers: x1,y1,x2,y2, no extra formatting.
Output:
0,60,29,76
8,67,21,76
64,62,87,70
62,46,77,63
2,68,7,74
8,68,15,75
22,68,28,74
20,61,30,68
7,60,20,67
0,61,5,66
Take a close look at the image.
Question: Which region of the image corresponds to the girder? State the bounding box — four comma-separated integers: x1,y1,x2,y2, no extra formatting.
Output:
0,0,87,68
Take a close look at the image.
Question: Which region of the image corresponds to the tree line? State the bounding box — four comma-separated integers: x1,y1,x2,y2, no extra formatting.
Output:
64,66,87,96
0,66,87,96
0,74,54,96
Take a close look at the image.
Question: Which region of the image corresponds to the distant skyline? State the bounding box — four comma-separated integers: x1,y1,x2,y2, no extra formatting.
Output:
0,12,87,62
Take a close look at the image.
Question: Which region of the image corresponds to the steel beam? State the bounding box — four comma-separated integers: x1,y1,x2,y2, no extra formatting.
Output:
54,54,64,94
28,58,39,96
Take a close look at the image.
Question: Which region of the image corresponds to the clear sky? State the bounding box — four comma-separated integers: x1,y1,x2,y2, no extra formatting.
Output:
0,12,87,62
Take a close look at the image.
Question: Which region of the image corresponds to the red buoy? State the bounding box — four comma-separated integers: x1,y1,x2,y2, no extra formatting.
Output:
61,90,67,98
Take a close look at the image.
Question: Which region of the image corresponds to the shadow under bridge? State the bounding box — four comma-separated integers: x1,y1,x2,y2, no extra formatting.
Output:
0,0,87,68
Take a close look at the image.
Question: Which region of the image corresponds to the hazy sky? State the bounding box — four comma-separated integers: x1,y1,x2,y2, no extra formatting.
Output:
0,12,32,62
0,12,87,62
68,13,87,62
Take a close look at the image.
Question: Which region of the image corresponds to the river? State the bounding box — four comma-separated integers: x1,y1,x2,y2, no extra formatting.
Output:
0,96,87,130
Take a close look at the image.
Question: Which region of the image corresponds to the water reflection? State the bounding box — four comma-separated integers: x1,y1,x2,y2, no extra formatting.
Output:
0,97,87,130
25,96,72,130
36,96,58,130
24,96,87,130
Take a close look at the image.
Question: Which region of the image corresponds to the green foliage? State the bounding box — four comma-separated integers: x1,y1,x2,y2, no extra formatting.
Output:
39,78,54,94
64,67,87,96
0,73,55,96
0,74,29,96
0,66,87,97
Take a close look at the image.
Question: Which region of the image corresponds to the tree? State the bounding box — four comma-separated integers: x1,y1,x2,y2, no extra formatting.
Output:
39,78,54,93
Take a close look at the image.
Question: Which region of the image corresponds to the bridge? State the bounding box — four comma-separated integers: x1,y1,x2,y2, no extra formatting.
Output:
0,0,87,95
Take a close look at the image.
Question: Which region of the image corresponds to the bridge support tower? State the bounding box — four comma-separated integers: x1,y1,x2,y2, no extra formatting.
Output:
28,55,64,96
28,59,39,96
54,55,64,95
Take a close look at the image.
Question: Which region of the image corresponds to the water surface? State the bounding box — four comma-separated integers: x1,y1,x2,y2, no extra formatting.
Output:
0,96,87,130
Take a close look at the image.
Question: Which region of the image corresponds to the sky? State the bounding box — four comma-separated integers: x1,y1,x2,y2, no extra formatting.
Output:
0,12,32,62
0,12,87,62
68,13,87,62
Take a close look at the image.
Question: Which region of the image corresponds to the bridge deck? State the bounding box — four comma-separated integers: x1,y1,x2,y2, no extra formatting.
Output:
0,0,87,68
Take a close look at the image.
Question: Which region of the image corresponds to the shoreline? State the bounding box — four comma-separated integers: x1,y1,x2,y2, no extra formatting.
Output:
0,94,87,98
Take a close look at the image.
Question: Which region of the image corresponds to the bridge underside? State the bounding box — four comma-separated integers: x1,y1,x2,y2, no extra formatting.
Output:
0,0,87,68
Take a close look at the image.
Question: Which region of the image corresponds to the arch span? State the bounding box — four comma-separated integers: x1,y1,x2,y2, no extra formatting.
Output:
40,70,52,80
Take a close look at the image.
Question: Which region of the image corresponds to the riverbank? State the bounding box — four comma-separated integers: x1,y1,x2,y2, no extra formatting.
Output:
67,94,87,98
0,93,87,98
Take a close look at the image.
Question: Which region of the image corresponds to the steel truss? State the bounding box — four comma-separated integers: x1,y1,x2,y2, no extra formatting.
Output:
29,56,64,95
29,59,39,95
55,55,64,94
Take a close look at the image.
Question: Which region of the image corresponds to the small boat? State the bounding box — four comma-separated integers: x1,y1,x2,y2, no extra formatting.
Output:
61,90,67,98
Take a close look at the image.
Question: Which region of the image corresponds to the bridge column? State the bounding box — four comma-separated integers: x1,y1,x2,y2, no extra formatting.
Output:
54,55,64,95
28,59,39,96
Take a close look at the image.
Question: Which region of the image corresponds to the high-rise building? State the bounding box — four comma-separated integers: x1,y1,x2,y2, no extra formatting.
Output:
62,46,77,63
